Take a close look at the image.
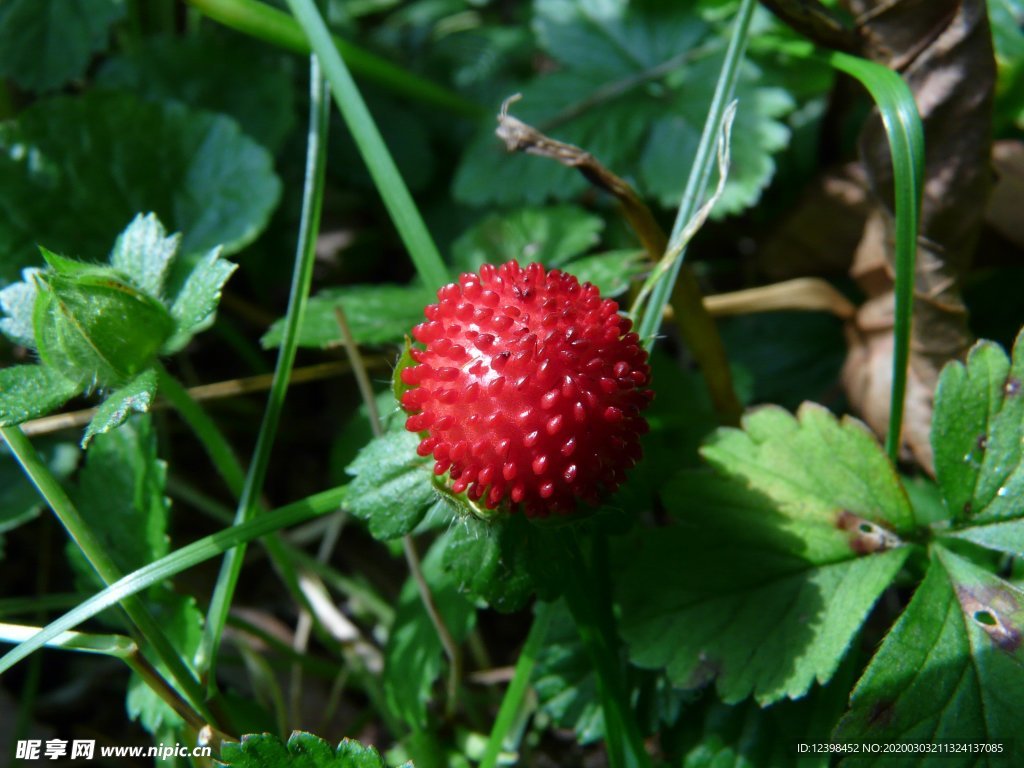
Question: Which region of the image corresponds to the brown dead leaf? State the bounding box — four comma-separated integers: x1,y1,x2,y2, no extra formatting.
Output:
987,140,1024,249
756,165,871,280
839,0,996,472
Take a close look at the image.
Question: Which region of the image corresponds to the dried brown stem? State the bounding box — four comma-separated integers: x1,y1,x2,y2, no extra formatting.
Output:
497,96,742,425
10,361,379,438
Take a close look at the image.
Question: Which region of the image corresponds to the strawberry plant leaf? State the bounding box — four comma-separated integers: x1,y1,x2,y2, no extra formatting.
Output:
219,732,410,767
639,57,794,216
66,416,171,590
680,679,851,768
383,531,475,729
164,246,237,354
0,91,280,284
0,365,81,427
0,269,40,347
834,546,1024,759
617,470,909,705
532,598,604,744
565,249,646,297
932,331,1024,527
441,514,546,612
0,0,124,92
346,429,436,541
453,1,794,214
82,368,158,448
450,206,603,273
97,31,297,152
64,415,204,733
945,518,1024,557
701,403,916,535
109,214,180,300
1,217,235,437
263,284,436,349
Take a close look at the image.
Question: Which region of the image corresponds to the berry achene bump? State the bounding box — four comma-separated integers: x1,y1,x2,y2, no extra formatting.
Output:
401,260,652,516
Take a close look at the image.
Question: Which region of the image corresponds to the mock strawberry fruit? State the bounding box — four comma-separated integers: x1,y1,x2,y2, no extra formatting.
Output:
400,260,652,516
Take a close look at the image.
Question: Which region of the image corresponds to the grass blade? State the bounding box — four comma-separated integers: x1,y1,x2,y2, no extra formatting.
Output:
755,37,924,461
635,0,757,348
185,0,482,117
196,55,332,682
0,485,348,678
824,51,923,461
285,0,450,290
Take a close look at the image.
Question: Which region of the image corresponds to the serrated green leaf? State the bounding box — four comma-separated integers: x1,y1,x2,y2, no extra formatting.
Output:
67,416,170,591
702,403,915,536
641,59,794,216
164,246,237,353
564,249,645,297
453,69,656,207
383,531,475,729
0,0,124,92
681,679,850,768
64,414,203,734
945,519,1024,558
835,547,1024,763
97,31,296,152
109,214,181,299
0,270,41,347
0,437,79,537
933,331,1024,526
450,206,603,273
532,598,604,744
263,284,435,349
617,471,909,705
453,1,793,213
0,91,280,285
219,732,410,768
346,429,435,541
82,368,158,447
441,515,541,612
0,365,81,426
33,265,175,389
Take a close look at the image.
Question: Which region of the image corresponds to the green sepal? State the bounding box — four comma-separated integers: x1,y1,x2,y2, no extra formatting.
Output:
391,336,417,406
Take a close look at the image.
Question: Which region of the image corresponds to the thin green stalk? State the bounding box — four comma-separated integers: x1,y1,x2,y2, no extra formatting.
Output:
636,0,757,349
284,0,450,290
197,55,332,683
0,484,349,677
560,535,650,768
0,425,214,726
185,0,482,117
480,600,556,768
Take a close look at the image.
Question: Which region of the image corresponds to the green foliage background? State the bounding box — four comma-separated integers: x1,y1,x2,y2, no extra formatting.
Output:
1,1,1023,768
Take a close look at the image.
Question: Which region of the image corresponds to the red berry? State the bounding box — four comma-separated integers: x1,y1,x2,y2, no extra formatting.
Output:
401,260,652,516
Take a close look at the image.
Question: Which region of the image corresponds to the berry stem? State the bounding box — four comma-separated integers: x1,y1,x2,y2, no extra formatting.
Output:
560,532,652,768
480,600,556,768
